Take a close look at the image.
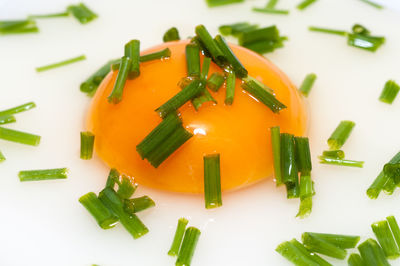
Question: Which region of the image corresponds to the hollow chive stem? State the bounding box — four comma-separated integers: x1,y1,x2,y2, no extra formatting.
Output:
79,192,118,229
266,0,279,8
348,253,365,266
327,120,355,150
18,168,68,181
0,115,16,125
186,43,201,78
360,0,383,9
195,25,225,63
308,26,347,36
0,126,40,146
382,174,397,195
379,80,400,104
168,218,189,256
238,25,281,46
252,8,290,15
322,150,345,159
290,239,332,266
387,216,400,249
219,22,259,37
302,232,347,259
36,55,86,72
98,187,149,239
107,56,132,104
214,35,248,78
163,27,180,42
67,3,97,24
270,126,282,186
294,137,312,175
207,73,225,92
297,0,318,10
80,131,95,160
140,48,171,62
117,175,137,199
0,19,39,35
319,156,364,168
305,232,360,249
124,40,140,79
106,168,120,189
201,57,211,80
347,34,385,52
191,89,217,111
358,238,390,266
225,71,236,105
276,241,320,266
0,150,5,163
176,227,201,266
29,11,69,19
371,220,400,259
0,102,36,117
204,154,222,209
297,174,313,218
299,73,317,97
205,0,244,7
280,133,299,198
124,196,155,214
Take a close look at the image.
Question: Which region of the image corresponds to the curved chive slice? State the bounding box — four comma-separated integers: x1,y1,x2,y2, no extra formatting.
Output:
270,126,282,186
327,120,355,150
98,187,149,239
318,156,364,168
297,0,318,10
219,22,258,37
0,115,16,125
163,27,180,42
80,131,95,160
348,253,365,266
0,102,36,117
207,73,225,92
67,3,97,24
19,168,68,181
347,34,385,52
214,35,248,78
124,196,155,214
225,71,236,105
299,73,316,97
358,238,390,266
107,56,132,104
379,80,400,104
117,175,137,199
0,150,5,163
186,43,201,78
0,126,40,146
140,48,171,62
360,0,383,9
36,55,86,72
124,40,140,79
281,133,299,198
295,137,312,175
176,227,201,266
29,12,69,19
201,57,211,80
387,216,400,249
205,0,244,7
79,192,118,229
106,168,120,189
308,26,347,36
195,25,225,63
204,154,222,209
322,150,345,159
306,232,360,249
252,8,289,15
80,59,119,96
168,218,189,256
276,241,319,266
290,239,332,266
302,232,347,259
371,220,400,259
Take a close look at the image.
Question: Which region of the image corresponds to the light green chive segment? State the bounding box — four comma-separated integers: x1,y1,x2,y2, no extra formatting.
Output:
80,131,95,160
358,238,390,266
168,218,189,256
0,126,41,146
252,8,289,15
270,126,282,186
295,137,313,218
327,120,355,150
297,0,318,10
0,19,39,35
67,3,98,24
302,232,347,259
204,154,222,209
318,157,364,168
379,80,400,104
322,150,345,159
0,115,16,125
276,240,321,266
224,71,236,105
0,102,36,117
371,220,400,259
116,175,137,199
19,168,68,182
176,227,201,266
163,27,180,42
298,73,316,97
36,55,86,72
0,150,5,163
360,0,384,9
79,192,118,229
348,253,365,266
387,216,400,250
186,43,201,78
305,232,360,249
124,196,155,214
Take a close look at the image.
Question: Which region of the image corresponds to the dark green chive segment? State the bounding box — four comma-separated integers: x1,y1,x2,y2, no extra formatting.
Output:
191,57,217,111
322,150,345,159
80,59,119,96
36,55,86,72
270,126,282,186
237,25,287,54
80,131,95,160
140,48,171,62
298,73,317,97
207,73,225,92
252,8,289,15
219,22,259,37
204,154,222,209
98,187,148,239
106,168,120,189
29,12,69,19
295,137,312,175
295,137,313,218
176,227,201,266
348,253,365,266
327,120,355,150
302,232,347,259
308,26,348,36
124,196,155,214
0,19,39,35
186,43,201,78
168,218,189,256
276,240,321,266
360,0,384,9
0,126,41,146
214,35,248,78
67,3,98,24
280,133,299,198
116,175,137,199
297,0,318,10
0,150,6,163
0,115,16,125
318,157,364,168
124,40,140,79
387,216,400,249
107,56,132,104
201,57,211,80
305,232,360,249
195,25,225,63
379,80,400,104
163,27,180,42
371,220,400,259
18,168,68,182
205,0,244,7
79,192,118,229
0,102,36,117
358,238,390,266
225,71,236,105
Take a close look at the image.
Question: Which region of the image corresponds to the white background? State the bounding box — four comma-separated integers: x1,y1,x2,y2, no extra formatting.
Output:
1,0,400,265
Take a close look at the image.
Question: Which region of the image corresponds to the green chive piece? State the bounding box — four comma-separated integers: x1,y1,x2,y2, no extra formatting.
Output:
290,239,332,266
318,156,364,168
204,154,222,209
195,25,225,63
107,56,132,104
0,19,39,35
252,8,290,15
297,195,312,218
270,126,282,186
36,55,86,72
245,76,274,94
201,57,212,80
358,238,390,266
124,196,155,214
302,232,347,259
297,174,313,218
117,175,137,199
214,35,248,78
98,187,149,239
382,171,397,195
352,24,371,35
276,241,320,266
0,150,6,163
305,232,360,249
191,88,217,111
186,44,201,78
360,0,383,9
219,22,259,37
348,253,365,266
106,168,120,189
0,115,16,125
163,27,180,42
176,227,201,266
387,216,400,249
80,131,95,160
294,137,312,175
371,220,400,259
327,120,355,150
0,102,36,117
79,192,118,229
266,0,279,8
297,0,318,10
379,80,400,104
190,58,217,110
207,73,225,92
322,150,345,159
298,73,317,97
0,126,40,146
29,12,69,19
347,33,385,52
124,40,140,79
140,48,171,62
168,218,189,257
225,71,236,105
80,59,119,96
67,3,98,24
281,133,299,198
18,168,68,182
238,26,286,54
205,0,244,7
308,26,347,36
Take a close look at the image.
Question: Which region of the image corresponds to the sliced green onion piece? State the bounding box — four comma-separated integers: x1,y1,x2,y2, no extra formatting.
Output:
195,25,225,63
238,25,281,46
387,216,400,249
319,156,364,168
0,102,36,117
281,133,299,198
204,154,222,209
36,55,86,72
107,56,132,104
290,239,332,266
0,126,40,146
205,0,244,7
306,232,360,249
347,34,385,52
308,26,347,36
348,253,365,266
191,57,217,110
19,168,68,182
201,57,212,80
302,232,347,259
117,175,137,199
80,131,95,160
168,218,189,256
219,22,258,37
297,0,318,10
207,73,225,92
191,88,217,111
0,19,39,35
270,126,282,186
186,43,201,78
294,137,312,175
140,48,171,62
252,8,289,15
382,172,397,195
371,220,400,259
176,227,201,266
124,40,140,79
276,241,320,266
322,150,345,159
266,0,279,8
29,12,69,19
79,192,118,229
214,35,248,78
0,150,6,163
0,115,16,125
358,238,390,266
67,3,98,24
298,73,317,97
225,71,236,105
297,174,313,218
379,80,400,104
327,120,355,150
360,0,383,9
352,24,370,35
124,196,155,214
163,27,180,42
242,36,287,54
106,168,120,189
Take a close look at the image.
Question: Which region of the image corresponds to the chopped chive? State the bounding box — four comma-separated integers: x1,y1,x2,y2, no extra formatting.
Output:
294,137,312,175
207,73,225,92
237,26,286,54
36,55,86,72
246,76,274,94
178,77,195,89
306,232,360,249
124,196,155,214
176,227,201,266
0,19,39,35
225,71,236,105
298,73,317,97
358,238,390,266
18,168,68,182
252,8,289,15
79,192,118,229
242,36,287,54
266,0,279,8
195,25,225,63
347,33,385,52
276,241,320,266
379,80,400,104
140,48,171,62
0,126,40,146
327,120,355,150
319,156,364,168
163,27,180,42
29,11,69,19
297,174,313,218
186,44,201,78
107,56,132,104
0,102,36,117
214,35,248,78
117,175,137,199
106,168,120,189
352,24,370,35
67,3,97,24
297,0,318,10
387,216,400,249
205,0,244,7
290,239,332,266
80,59,119,96
204,154,222,209
0,115,16,125
0,150,6,163
270,126,282,186
168,218,189,256
124,40,140,79
322,150,345,159
201,57,211,80
348,253,365,266
371,220,400,259
242,77,286,113
191,88,217,111
280,133,299,198
219,22,259,37
80,131,95,160
382,171,397,195
308,26,347,36
360,0,383,9
302,232,347,259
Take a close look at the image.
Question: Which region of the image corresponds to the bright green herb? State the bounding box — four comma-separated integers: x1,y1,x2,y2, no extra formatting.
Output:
280,133,299,198
358,238,390,266
117,175,137,199
371,220,400,259
124,40,140,79
265,0,279,8
319,156,364,168
294,137,312,175
347,33,385,52
327,120,355,150
36,55,86,72
305,232,360,249
353,24,370,35
29,12,69,19
225,71,236,105
276,241,320,266
297,0,318,10
205,0,244,7
168,218,189,256
207,73,225,92
124,196,155,214
0,102,36,117
387,216,400,249
360,0,383,9
0,19,39,35
204,154,222,209
270,126,282,186
308,26,347,36
106,168,120,189
0,115,16,125
201,58,212,80
214,35,248,78
237,26,287,54
107,56,132,104
79,192,118,229
186,44,201,78
297,174,312,218
191,89,217,111
322,150,345,159
348,253,365,266
298,73,316,97
195,25,224,63
80,59,119,96
0,126,40,146
80,131,95,160
219,22,259,37
189,58,217,108
67,3,97,24
0,150,5,163
176,227,201,266
19,168,68,181
379,80,400,104
140,48,171,62
252,8,289,15
302,232,347,259
163,27,180,42
382,174,397,195
290,239,332,266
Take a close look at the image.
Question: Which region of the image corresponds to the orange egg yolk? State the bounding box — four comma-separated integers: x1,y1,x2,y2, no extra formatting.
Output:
87,40,308,194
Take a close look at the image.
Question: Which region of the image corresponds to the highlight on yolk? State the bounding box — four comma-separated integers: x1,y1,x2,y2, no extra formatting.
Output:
87,40,308,194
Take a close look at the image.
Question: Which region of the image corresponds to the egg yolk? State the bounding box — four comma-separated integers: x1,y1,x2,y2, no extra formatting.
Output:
87,40,308,194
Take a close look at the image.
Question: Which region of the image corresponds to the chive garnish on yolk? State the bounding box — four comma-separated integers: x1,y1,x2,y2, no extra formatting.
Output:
107,56,132,104
327,120,355,150
358,238,390,266
204,154,222,209
124,40,140,79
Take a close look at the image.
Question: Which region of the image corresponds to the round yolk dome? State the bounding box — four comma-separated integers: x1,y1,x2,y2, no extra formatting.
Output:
87,40,308,194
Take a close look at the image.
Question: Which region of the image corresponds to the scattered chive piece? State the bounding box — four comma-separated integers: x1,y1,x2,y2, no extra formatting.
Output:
353,24,370,35
98,187,149,239
237,26,287,54
80,59,119,96
224,71,236,105
0,150,5,163
318,156,364,168
298,73,317,97
201,57,211,80
280,133,299,198
308,26,347,36
0,115,16,125
382,169,398,195
294,137,312,175
207,73,225,92
80,131,95,160
0,126,40,146
270,126,282,186
176,227,201,266
327,120,355,150
0,19,39,35
186,44,201,78
360,0,383,9
18,168,68,182
204,154,222,209
252,8,289,15
79,192,118,229
347,33,385,52
140,48,171,62
295,137,313,218
124,196,155,214
107,56,132,104
290,239,332,266
163,27,180,42
195,25,225,63
36,55,86,72
190,58,217,110
302,232,347,259
276,241,320,266
117,175,137,199
124,40,140,79
67,3,97,24
168,218,189,257
29,12,69,19
219,22,259,37
306,232,360,249
371,220,400,259
348,253,365,266
205,0,244,7
266,0,279,8
358,238,390,266
387,216,400,249
297,0,318,10
297,174,313,218
322,150,345,159
379,80,400,104
0,102,36,117
106,168,120,189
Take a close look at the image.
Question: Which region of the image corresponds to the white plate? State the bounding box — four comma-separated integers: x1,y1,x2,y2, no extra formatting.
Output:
1,0,400,265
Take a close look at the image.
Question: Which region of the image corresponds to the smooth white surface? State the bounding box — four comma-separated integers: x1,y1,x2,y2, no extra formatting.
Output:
1,0,400,265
